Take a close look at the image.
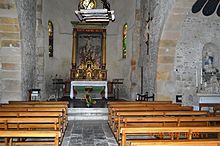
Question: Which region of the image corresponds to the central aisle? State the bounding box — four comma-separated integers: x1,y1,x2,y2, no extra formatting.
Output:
62,120,118,146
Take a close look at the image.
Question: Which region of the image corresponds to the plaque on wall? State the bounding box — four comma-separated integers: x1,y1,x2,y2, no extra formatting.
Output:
71,27,107,81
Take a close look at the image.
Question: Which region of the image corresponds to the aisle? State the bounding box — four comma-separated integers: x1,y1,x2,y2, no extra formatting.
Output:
62,120,118,146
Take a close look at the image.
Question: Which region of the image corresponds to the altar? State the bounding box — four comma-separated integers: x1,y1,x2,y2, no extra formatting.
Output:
197,93,220,103
70,81,108,99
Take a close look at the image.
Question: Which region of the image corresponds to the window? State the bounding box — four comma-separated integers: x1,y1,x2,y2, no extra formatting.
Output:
48,20,53,57
122,23,127,58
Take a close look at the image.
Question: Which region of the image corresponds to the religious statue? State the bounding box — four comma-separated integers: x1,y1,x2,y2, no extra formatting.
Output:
203,51,215,73
200,43,220,94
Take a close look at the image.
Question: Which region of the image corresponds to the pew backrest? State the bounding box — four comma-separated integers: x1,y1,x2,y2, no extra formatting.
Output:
120,127,220,146
8,101,69,105
0,117,61,130
130,140,220,146
0,130,61,146
0,104,68,108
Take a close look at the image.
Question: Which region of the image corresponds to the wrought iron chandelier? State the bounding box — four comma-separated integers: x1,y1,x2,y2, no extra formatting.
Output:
75,0,115,22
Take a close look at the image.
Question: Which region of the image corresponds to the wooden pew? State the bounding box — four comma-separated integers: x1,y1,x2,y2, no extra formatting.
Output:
108,102,178,109
0,101,68,146
199,103,220,111
0,103,68,108
120,127,220,146
108,101,176,118
116,116,220,141
0,117,61,131
8,101,69,106
0,111,66,132
0,116,63,145
0,130,61,146
107,101,172,106
109,106,193,128
130,140,220,146
108,103,181,125
108,102,176,120
0,107,67,114
214,106,220,116
3,102,69,125
0,111,63,117
112,111,209,132
0,107,68,129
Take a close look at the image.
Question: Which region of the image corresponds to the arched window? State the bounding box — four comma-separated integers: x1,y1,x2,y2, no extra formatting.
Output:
122,23,128,58
48,20,53,57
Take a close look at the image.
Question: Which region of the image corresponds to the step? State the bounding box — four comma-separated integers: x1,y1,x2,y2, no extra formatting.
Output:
68,108,108,120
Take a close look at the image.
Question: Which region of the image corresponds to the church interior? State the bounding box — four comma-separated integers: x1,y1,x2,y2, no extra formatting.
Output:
1,0,220,145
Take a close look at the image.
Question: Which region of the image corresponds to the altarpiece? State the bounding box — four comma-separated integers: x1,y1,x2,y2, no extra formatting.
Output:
70,23,107,81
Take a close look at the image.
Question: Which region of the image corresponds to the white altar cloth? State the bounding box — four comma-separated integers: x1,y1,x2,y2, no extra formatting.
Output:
70,81,108,99
197,93,220,103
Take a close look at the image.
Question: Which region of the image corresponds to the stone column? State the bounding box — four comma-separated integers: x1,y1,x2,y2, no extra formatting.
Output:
35,0,46,100
16,0,37,100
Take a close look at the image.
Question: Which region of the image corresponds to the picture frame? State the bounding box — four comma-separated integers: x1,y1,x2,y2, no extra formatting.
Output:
72,28,106,69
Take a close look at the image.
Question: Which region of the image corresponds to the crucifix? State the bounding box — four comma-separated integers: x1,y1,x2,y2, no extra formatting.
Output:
146,12,153,55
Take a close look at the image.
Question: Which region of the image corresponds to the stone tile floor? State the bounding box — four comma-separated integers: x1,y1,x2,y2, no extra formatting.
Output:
62,120,118,146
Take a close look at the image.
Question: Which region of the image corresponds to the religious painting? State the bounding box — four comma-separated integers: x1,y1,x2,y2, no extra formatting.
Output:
71,28,107,81
76,32,102,67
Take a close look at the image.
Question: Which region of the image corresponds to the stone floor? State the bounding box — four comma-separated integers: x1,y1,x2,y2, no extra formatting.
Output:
62,120,118,146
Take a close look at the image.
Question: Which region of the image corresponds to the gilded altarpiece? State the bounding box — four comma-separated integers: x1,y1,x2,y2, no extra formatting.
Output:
71,27,107,81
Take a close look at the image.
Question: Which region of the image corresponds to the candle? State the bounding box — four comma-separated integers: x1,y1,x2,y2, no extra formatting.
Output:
196,70,198,87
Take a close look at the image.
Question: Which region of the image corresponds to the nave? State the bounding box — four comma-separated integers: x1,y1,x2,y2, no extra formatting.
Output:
1,100,220,146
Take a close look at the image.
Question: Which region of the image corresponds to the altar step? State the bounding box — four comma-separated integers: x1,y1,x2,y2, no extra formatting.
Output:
68,108,108,120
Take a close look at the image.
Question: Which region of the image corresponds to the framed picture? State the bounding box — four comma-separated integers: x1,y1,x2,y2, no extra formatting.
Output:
72,28,106,69
71,27,107,80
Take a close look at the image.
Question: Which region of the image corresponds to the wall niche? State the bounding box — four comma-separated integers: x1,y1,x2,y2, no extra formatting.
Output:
200,43,220,94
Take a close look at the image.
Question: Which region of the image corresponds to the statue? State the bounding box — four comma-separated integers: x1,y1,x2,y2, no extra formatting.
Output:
203,51,215,73
101,0,110,11
200,43,220,94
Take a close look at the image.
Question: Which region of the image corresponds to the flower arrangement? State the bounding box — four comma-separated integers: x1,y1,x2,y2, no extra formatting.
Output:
85,94,96,107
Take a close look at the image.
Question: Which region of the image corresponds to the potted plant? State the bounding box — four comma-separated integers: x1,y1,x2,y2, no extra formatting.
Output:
85,94,96,107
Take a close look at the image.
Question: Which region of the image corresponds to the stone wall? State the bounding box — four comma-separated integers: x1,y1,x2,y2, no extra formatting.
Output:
0,0,21,102
42,0,79,98
175,12,220,106
156,0,220,106
156,0,196,102
107,0,137,100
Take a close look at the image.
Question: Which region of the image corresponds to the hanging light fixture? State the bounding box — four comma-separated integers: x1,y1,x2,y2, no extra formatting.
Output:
75,0,115,22
192,0,220,17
